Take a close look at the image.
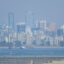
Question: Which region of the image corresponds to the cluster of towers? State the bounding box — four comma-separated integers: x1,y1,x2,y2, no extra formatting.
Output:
0,13,64,48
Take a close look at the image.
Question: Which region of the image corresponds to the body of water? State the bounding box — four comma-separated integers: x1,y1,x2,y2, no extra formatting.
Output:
0,48,64,57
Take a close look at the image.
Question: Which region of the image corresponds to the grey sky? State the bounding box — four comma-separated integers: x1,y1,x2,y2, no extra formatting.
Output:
0,0,64,27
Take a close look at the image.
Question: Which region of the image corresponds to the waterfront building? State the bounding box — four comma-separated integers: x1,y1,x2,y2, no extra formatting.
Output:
16,22,26,47
32,26,39,46
25,26,33,47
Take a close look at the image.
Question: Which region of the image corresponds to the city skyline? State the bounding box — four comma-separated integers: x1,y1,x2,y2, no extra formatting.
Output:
0,19,64,48
0,0,64,64
0,0,64,48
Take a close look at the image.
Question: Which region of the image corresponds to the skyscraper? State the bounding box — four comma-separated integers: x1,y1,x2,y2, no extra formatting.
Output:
16,22,26,33
8,13,14,30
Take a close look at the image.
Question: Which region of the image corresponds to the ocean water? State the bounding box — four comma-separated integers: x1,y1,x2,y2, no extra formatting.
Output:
0,48,64,57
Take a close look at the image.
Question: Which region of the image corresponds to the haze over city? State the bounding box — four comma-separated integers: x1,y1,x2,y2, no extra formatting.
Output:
0,0,64,27
0,0,64,64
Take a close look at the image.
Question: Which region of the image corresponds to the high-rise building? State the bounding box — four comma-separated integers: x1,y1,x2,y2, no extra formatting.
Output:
57,29,63,36
60,24,64,35
16,22,26,33
25,26,33,47
0,25,3,42
8,13,14,30
38,20,47,31
16,22,26,46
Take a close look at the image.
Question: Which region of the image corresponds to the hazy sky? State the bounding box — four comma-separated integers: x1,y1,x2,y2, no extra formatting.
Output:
0,0,64,27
